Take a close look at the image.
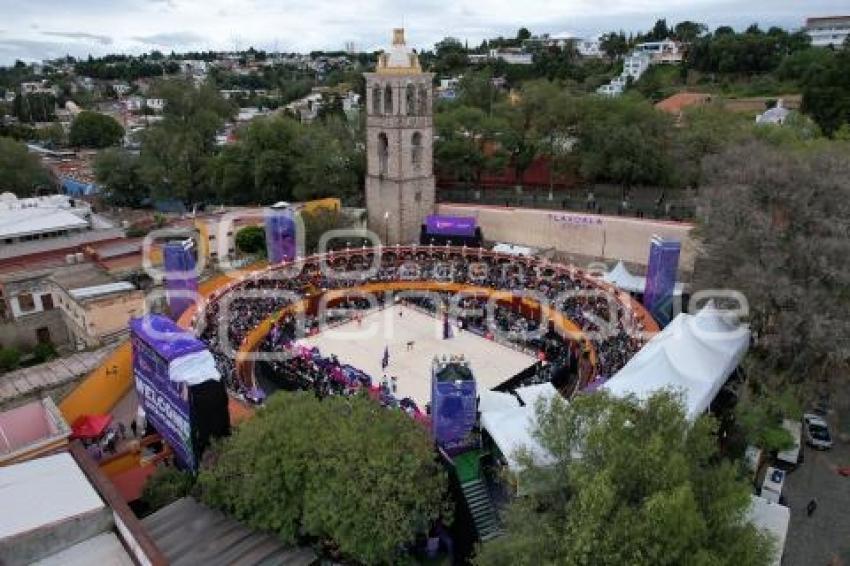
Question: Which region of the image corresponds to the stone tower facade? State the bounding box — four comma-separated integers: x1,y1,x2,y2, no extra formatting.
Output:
364,29,435,245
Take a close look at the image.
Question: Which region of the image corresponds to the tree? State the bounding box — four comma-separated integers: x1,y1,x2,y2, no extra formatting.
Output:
600,31,628,61
516,27,532,42
234,225,266,255
0,136,50,196
69,111,124,148
94,148,147,207
138,80,235,203
673,21,708,43
574,95,674,193
434,104,507,193
646,18,671,42
475,391,773,566
801,48,850,136
300,206,355,254
199,393,450,564
694,141,850,392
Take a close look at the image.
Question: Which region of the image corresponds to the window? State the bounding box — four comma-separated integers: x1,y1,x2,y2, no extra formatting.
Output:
418,85,428,115
411,132,422,170
18,293,35,312
378,132,389,176
372,85,381,114
384,84,393,115
41,293,54,310
405,84,416,115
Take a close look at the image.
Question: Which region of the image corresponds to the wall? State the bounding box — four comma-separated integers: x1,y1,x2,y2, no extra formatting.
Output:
437,203,696,272
0,309,68,350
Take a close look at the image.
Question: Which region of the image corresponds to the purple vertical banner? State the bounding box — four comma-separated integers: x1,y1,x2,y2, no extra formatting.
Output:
643,236,681,327
431,361,478,455
163,240,198,320
264,206,296,264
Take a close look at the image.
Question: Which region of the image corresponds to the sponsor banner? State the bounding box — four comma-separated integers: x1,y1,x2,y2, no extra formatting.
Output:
426,215,477,237
132,333,195,469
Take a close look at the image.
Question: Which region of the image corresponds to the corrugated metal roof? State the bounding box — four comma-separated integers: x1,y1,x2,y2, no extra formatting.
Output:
69,281,136,300
142,497,317,566
0,208,89,239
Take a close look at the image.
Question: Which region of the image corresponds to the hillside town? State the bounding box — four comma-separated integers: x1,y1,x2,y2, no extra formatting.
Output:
0,6,849,566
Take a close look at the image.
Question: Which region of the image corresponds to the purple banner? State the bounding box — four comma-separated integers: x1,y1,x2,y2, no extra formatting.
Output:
431,363,477,453
163,240,198,320
264,208,296,264
426,215,476,237
131,315,202,469
643,236,681,327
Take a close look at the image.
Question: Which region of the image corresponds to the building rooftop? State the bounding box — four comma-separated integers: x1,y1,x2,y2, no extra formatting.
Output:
0,452,104,540
33,532,134,566
50,262,117,292
655,92,713,114
142,497,317,566
0,207,89,240
69,281,136,301
0,398,71,464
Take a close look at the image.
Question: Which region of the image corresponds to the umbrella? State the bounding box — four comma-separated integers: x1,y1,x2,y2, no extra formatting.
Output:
71,414,113,439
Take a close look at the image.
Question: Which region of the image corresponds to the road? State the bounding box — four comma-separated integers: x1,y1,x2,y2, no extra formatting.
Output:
783,414,850,566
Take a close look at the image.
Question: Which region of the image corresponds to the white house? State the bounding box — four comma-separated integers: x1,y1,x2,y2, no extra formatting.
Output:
111,82,131,97
635,40,684,64
805,15,850,48
145,98,165,112
755,100,791,125
577,35,603,57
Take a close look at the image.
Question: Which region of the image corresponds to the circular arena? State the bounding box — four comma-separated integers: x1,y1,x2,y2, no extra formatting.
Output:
188,245,659,413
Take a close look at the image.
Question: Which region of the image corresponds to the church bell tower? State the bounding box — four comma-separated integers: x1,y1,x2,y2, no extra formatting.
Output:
364,28,435,245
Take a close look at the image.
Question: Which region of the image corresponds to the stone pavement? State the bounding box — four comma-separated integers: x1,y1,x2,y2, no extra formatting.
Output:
0,344,119,409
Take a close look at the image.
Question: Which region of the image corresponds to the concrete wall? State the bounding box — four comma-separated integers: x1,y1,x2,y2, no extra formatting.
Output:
437,203,696,272
0,309,68,350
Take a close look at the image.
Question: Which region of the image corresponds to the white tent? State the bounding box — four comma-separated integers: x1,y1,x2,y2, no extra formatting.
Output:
478,389,520,413
515,382,558,409
492,243,536,257
747,495,790,566
602,260,684,296
480,406,554,473
603,303,749,420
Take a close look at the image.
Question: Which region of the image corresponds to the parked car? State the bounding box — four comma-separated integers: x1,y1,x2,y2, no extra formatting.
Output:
760,466,786,504
803,413,833,450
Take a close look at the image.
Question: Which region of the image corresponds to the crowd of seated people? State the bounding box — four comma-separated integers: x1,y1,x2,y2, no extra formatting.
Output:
195,248,649,397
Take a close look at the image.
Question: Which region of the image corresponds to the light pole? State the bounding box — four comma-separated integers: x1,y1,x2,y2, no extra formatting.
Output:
383,211,390,245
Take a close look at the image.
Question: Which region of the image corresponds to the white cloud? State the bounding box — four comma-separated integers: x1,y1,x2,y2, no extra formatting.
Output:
0,0,846,63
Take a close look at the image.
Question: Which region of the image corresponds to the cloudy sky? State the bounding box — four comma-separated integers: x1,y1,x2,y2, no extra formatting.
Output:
0,0,846,64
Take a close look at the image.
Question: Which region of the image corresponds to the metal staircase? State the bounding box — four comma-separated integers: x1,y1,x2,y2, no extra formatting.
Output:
460,478,502,542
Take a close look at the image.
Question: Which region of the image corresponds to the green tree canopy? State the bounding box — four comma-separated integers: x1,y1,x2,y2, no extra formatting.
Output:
0,136,50,196
199,392,450,564
476,391,774,566
434,104,507,190
694,141,850,390
234,225,266,255
94,148,147,207
69,111,124,148
574,95,674,191
138,80,235,203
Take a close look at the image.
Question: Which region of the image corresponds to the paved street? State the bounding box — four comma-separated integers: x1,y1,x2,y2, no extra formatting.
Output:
783,414,850,566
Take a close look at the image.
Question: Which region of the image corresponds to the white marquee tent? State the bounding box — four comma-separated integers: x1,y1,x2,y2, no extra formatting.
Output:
603,303,749,420
603,260,684,296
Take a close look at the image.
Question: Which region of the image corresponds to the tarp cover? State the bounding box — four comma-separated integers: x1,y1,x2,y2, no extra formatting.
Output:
71,414,112,439
603,303,749,421
129,315,207,363
425,215,476,237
